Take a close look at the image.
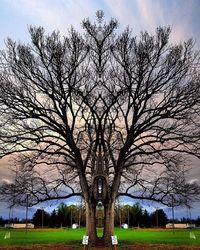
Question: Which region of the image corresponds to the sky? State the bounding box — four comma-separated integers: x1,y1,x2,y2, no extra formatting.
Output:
0,0,200,220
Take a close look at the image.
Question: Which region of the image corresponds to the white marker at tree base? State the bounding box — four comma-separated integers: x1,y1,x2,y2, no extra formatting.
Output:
82,235,89,250
111,235,118,250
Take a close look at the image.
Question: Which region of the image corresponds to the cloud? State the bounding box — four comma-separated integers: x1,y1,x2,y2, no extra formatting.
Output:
2,0,100,33
103,0,139,30
0,156,13,183
0,178,12,184
2,0,198,44
189,178,199,185
135,0,156,30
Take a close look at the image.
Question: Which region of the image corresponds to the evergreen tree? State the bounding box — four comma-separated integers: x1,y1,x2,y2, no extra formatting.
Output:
32,209,50,227
57,203,71,227
129,203,143,227
0,216,4,226
151,209,168,227
49,209,59,227
141,209,151,228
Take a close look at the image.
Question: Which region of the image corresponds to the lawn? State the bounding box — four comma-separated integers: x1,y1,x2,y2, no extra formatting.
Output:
0,228,200,247
0,228,85,245
114,228,200,246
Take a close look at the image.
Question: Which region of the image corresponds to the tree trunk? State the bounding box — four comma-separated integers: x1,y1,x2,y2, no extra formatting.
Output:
103,202,115,244
85,202,98,245
85,201,115,246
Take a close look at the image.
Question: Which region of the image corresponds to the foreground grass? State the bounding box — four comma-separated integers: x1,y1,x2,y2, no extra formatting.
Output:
0,228,200,246
115,228,200,246
0,228,85,246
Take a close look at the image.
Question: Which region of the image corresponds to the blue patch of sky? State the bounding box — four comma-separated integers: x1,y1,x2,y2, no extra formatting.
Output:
0,1,32,48
158,0,200,42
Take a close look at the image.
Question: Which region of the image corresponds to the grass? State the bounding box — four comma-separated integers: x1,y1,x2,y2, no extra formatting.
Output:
0,228,85,246
0,228,200,246
114,228,200,246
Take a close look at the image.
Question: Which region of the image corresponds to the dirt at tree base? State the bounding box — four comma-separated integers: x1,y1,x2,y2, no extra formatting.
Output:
0,244,200,250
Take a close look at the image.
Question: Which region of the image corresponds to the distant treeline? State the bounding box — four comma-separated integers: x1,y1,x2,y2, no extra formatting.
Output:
0,202,199,228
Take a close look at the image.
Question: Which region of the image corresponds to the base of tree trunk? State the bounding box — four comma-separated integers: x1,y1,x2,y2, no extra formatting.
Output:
90,237,111,247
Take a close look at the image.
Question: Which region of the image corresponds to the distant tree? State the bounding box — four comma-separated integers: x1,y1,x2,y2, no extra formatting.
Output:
70,205,81,226
141,209,151,227
10,217,20,223
49,209,59,227
195,216,200,226
77,199,85,227
129,203,143,227
122,204,131,225
115,203,152,227
180,217,189,223
21,218,31,223
49,202,85,228
114,200,122,227
0,216,5,226
56,203,71,227
151,209,168,227
32,209,50,227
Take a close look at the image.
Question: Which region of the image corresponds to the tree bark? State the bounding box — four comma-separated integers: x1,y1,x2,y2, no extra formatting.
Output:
103,202,115,244
85,201,115,246
85,202,98,245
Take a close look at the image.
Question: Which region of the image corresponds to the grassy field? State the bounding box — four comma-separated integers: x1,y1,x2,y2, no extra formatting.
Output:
114,228,200,246
0,228,200,247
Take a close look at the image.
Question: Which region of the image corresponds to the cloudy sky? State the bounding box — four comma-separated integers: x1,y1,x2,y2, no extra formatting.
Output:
0,0,200,219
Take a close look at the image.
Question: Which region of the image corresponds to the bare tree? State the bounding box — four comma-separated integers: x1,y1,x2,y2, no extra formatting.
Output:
0,11,200,245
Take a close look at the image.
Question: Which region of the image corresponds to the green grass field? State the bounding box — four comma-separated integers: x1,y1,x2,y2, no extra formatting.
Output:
0,228,200,247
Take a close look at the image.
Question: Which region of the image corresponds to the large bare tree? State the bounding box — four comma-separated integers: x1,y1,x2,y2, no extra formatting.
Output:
0,11,200,245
